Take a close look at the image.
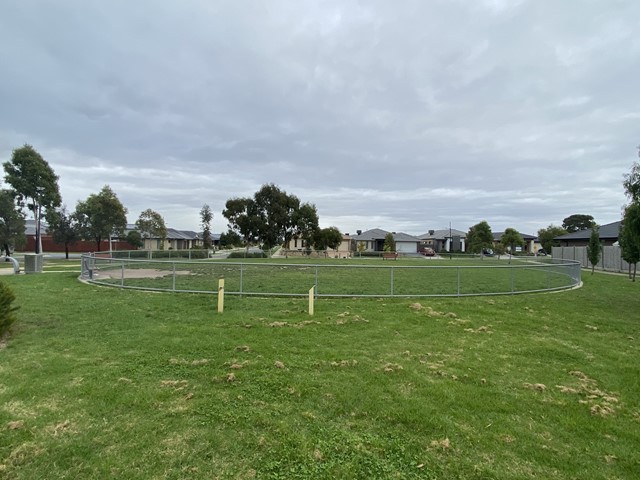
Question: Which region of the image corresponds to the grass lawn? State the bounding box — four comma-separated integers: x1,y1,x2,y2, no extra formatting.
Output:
0,267,639,479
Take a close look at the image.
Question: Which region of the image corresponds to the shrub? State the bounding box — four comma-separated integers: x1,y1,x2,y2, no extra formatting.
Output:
0,281,19,337
228,251,267,259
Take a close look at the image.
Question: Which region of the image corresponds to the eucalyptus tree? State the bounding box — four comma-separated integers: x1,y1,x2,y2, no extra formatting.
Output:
136,209,167,250
45,206,79,260
0,189,26,257
75,186,128,252
3,144,61,253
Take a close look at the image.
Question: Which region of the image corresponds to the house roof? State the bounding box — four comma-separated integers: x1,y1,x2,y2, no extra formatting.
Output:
353,228,421,242
493,231,537,241
554,221,621,241
418,228,467,240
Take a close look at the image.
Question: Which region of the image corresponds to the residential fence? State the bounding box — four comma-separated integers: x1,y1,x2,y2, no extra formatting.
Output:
552,245,639,274
80,252,581,297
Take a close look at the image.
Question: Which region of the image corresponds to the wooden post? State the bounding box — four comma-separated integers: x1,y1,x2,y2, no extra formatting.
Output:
217,278,225,313
308,285,315,315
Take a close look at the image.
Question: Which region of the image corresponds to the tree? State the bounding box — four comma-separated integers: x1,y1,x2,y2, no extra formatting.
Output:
586,226,601,275
75,186,128,251
125,230,144,249
537,225,567,255
223,184,319,250
383,232,396,252
357,241,366,255
562,214,595,233
621,155,640,280
200,204,213,250
136,209,167,250
45,206,79,260
3,144,61,253
467,221,493,256
223,197,259,249
623,159,640,203
313,227,343,252
501,228,524,263
619,205,640,281
0,189,26,257
219,230,242,249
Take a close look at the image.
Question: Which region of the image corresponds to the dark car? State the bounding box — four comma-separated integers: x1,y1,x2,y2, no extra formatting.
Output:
536,249,547,256
420,247,436,256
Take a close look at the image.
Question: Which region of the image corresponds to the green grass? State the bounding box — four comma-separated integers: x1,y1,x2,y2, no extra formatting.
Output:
88,256,578,296
0,269,639,479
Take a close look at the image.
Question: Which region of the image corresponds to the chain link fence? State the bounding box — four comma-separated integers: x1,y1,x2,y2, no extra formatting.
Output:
80,251,581,297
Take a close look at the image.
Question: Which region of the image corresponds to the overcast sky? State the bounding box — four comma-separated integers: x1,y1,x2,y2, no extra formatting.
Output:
1,1,639,237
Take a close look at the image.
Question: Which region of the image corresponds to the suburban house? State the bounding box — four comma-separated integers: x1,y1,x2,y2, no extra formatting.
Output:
492,232,539,253
418,229,467,253
286,234,354,258
352,228,421,254
554,221,622,247
19,220,216,253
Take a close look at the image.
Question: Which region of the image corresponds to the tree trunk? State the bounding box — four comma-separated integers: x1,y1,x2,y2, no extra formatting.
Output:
64,243,70,260
591,264,595,275
633,264,637,282
95,237,102,252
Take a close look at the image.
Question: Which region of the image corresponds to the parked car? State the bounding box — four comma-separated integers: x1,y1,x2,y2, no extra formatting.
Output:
420,247,436,256
482,249,494,256
536,249,547,256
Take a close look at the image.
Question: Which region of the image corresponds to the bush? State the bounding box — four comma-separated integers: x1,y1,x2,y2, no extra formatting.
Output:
0,281,18,337
227,251,267,259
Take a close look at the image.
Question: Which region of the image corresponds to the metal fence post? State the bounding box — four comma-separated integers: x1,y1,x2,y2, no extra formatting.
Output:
390,266,394,296
457,267,461,296
315,266,319,296
121,262,125,287
172,263,176,291
240,263,244,294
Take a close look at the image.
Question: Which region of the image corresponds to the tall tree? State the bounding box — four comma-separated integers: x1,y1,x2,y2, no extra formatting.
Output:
223,184,319,250
501,228,524,263
586,226,601,275
619,205,640,281
125,230,144,249
293,203,320,247
562,214,595,233
45,206,79,260
537,225,567,254
0,189,26,257
223,197,259,249
200,204,213,250
3,144,61,253
467,221,493,257
75,186,128,251
135,209,167,250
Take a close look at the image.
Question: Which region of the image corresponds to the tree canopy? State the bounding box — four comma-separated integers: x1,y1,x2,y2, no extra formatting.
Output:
223,184,319,250
75,185,128,251
383,232,396,252
200,204,213,250
136,209,167,249
0,189,26,257
501,228,524,262
467,221,493,255
562,214,595,233
45,206,79,259
537,225,567,254
620,204,640,281
313,227,343,251
623,160,640,204
3,144,61,253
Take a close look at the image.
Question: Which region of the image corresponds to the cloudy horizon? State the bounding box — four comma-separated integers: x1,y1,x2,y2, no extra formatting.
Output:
2,1,639,238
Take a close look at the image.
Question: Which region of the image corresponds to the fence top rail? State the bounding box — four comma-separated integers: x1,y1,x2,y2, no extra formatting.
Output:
82,253,580,270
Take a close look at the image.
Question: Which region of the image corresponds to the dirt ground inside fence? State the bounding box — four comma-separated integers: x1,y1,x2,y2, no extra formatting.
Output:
98,268,192,279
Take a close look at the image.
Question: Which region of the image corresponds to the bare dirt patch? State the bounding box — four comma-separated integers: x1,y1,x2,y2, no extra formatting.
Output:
98,268,192,279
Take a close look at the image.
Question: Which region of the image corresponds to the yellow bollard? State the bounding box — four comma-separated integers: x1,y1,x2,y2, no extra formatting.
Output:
217,278,225,313
308,285,315,315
